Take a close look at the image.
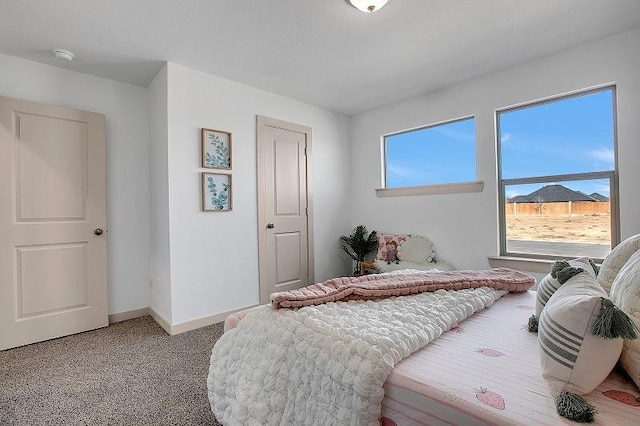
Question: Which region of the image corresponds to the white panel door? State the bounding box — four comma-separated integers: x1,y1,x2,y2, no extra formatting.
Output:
0,96,107,350
257,116,313,304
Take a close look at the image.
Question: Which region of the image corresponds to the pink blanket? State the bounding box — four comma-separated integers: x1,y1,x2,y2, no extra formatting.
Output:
271,268,534,309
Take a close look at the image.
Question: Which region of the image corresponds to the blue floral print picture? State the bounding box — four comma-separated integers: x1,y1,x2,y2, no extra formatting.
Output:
202,128,232,169
202,173,231,211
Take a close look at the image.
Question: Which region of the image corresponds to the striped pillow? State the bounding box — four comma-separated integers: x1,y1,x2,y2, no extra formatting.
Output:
535,257,596,318
538,273,623,396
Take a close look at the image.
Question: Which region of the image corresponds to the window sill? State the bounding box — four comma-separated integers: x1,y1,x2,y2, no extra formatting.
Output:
487,256,554,274
376,181,484,198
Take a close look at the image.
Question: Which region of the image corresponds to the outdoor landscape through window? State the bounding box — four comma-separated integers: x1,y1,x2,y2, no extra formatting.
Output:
504,181,611,258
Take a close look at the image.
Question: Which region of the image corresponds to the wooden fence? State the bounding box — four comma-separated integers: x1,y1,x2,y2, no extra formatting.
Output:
506,201,610,216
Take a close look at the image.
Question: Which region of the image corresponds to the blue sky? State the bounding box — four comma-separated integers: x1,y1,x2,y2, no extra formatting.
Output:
386,88,615,197
500,88,614,198
385,118,476,187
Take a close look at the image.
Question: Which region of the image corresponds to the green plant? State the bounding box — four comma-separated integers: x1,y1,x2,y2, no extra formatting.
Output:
339,225,379,262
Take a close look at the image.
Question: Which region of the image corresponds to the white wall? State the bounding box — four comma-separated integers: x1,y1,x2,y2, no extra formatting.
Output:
163,63,351,325
350,28,640,272
5,26,637,327
148,65,172,322
0,53,151,314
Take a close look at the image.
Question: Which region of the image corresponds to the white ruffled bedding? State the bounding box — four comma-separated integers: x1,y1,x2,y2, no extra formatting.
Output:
207,287,506,425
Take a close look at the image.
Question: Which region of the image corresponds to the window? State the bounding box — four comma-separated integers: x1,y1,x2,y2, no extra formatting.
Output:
384,117,476,188
497,87,617,260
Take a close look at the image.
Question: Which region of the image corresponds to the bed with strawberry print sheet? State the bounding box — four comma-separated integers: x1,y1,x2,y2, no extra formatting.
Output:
380,290,640,425
208,286,511,425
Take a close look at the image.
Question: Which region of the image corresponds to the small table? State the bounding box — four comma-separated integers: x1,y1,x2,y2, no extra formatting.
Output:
356,261,377,276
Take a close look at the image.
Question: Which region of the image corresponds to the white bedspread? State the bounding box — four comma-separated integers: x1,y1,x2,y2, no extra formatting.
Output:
207,287,506,425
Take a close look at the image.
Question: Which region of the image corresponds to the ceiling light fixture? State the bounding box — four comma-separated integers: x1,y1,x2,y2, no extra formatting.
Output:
346,0,390,13
53,48,75,62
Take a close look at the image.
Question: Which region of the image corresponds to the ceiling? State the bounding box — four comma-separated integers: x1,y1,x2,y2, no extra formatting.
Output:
1,0,639,116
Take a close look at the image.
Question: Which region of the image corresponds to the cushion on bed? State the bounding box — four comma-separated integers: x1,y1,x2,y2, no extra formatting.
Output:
535,257,596,318
609,249,640,390
538,272,636,421
376,234,409,261
374,234,456,273
539,273,622,396
397,235,435,264
598,233,640,294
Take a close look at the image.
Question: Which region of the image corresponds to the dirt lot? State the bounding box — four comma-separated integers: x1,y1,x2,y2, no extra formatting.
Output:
506,214,610,243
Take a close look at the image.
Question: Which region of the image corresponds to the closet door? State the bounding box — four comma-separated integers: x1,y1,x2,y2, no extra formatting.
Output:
257,115,313,304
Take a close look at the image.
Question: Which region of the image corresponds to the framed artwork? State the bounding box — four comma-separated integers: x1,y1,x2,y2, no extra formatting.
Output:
202,172,232,211
201,128,232,169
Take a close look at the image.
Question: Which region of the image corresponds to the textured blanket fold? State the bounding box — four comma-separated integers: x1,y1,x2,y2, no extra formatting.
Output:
208,286,508,425
271,267,534,308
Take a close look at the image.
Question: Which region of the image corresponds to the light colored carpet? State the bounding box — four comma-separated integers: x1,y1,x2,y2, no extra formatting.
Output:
0,316,223,425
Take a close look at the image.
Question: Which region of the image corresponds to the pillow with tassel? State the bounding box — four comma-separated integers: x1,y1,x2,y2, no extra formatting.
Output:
527,257,598,332
538,271,637,423
609,249,640,390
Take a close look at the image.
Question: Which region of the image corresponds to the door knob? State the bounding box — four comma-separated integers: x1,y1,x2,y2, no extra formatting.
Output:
266,223,275,229
94,228,104,236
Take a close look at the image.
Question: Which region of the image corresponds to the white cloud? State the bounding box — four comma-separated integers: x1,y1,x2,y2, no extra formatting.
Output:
387,164,429,181
501,133,511,143
588,148,614,165
433,126,474,142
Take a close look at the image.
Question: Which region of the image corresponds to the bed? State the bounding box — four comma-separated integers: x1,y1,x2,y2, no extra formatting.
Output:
378,290,639,425
208,269,640,425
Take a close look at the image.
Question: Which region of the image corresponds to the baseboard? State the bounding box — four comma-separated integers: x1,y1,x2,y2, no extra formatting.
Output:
148,308,172,335
111,305,259,335
108,307,151,324
169,304,260,335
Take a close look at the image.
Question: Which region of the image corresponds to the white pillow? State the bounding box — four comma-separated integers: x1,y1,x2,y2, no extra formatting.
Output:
539,273,622,397
397,235,435,264
538,272,633,421
599,233,640,294
535,257,596,318
609,249,640,389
